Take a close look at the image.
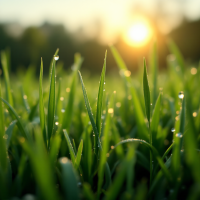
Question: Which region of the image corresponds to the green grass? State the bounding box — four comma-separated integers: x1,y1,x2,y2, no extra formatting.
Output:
0,40,200,200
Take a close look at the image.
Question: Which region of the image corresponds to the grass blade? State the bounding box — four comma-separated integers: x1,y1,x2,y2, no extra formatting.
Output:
20,129,60,200
28,100,39,121
105,146,136,200
109,138,172,182
75,140,83,170
63,129,76,165
48,59,56,146
110,45,148,141
62,54,83,131
0,98,29,139
49,134,61,165
20,86,30,113
0,81,7,172
59,157,80,200
82,128,92,183
151,94,161,148
143,58,151,125
6,120,17,148
167,39,185,73
97,95,113,198
78,71,101,149
150,41,158,107
1,51,13,106
83,183,95,200
96,50,107,137
184,92,200,183
39,58,47,146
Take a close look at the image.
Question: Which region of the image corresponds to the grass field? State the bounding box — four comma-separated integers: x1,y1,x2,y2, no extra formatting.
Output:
0,41,200,200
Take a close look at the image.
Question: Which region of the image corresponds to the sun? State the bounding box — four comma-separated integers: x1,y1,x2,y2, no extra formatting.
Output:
123,20,152,47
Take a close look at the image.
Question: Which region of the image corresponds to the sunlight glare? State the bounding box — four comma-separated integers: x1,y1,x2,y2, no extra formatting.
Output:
123,20,152,47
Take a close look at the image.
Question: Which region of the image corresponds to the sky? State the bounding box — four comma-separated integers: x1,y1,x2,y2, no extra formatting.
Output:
1,0,200,43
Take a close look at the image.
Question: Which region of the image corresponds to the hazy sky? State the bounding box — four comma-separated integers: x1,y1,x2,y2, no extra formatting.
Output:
1,0,200,43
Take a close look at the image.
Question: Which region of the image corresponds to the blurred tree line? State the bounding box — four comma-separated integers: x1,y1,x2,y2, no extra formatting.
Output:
0,19,200,75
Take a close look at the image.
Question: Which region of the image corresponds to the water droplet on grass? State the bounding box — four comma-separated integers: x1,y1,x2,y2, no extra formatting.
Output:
178,91,184,99
171,128,175,132
176,133,182,138
61,109,65,113
54,55,59,61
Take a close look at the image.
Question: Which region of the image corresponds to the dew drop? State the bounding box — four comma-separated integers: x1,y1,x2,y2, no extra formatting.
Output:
55,122,59,126
178,91,184,99
171,128,175,132
54,55,59,61
176,133,183,138
61,109,65,113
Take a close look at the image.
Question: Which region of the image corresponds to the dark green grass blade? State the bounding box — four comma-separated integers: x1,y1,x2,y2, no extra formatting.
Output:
20,86,30,113
59,157,80,200
83,183,95,200
49,48,59,80
105,146,136,200
48,59,56,145
96,51,107,136
75,139,83,170
0,82,7,172
56,78,62,123
150,41,158,107
109,138,172,182
151,94,161,147
62,54,83,131
82,128,92,183
184,92,200,183
78,71,101,149
39,58,47,146
143,58,151,125
6,120,17,148
0,98,28,139
50,134,61,166
21,130,60,200
167,39,185,73
97,95,112,198
1,51,13,106
63,129,76,165
72,139,77,155
28,100,39,121
171,97,185,180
